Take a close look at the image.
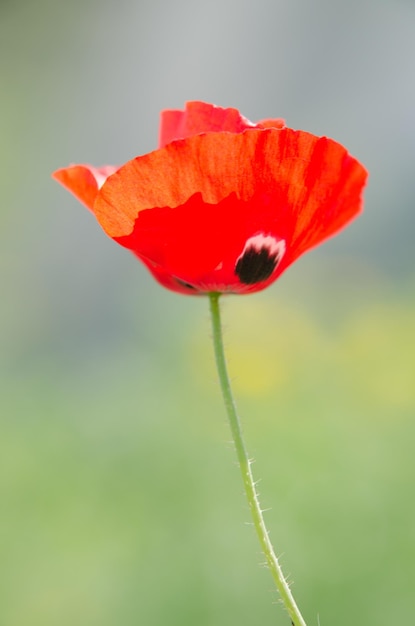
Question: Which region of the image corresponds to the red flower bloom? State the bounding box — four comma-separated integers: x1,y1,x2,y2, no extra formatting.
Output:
53,101,368,295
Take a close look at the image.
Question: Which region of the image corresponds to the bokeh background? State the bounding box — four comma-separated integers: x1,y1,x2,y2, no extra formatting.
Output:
1,0,415,624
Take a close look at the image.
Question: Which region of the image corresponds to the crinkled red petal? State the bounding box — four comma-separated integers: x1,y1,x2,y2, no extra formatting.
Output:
52,164,117,210
158,101,285,148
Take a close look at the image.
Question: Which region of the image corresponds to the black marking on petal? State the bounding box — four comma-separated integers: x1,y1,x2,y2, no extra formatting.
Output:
235,235,286,285
235,248,279,284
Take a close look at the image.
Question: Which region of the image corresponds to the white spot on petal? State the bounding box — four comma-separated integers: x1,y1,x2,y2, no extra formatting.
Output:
239,233,286,260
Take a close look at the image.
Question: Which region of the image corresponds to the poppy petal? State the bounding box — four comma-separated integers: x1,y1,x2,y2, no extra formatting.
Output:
52,164,118,211
158,101,284,148
288,138,366,257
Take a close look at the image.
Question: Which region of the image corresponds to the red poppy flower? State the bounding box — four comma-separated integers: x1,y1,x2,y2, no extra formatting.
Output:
53,101,368,295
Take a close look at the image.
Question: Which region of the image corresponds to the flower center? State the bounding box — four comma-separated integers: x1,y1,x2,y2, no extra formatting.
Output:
235,235,286,285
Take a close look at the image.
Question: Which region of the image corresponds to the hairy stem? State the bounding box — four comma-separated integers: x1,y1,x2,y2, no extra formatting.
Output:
208,292,307,626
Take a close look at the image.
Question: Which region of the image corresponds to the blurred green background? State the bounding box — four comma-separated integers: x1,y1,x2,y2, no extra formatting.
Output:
1,0,415,624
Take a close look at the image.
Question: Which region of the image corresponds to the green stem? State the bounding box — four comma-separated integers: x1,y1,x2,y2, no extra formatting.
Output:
208,292,307,626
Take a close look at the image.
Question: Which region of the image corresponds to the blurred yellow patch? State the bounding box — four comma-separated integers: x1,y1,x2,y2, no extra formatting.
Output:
338,303,415,411
188,296,324,398
187,293,415,416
